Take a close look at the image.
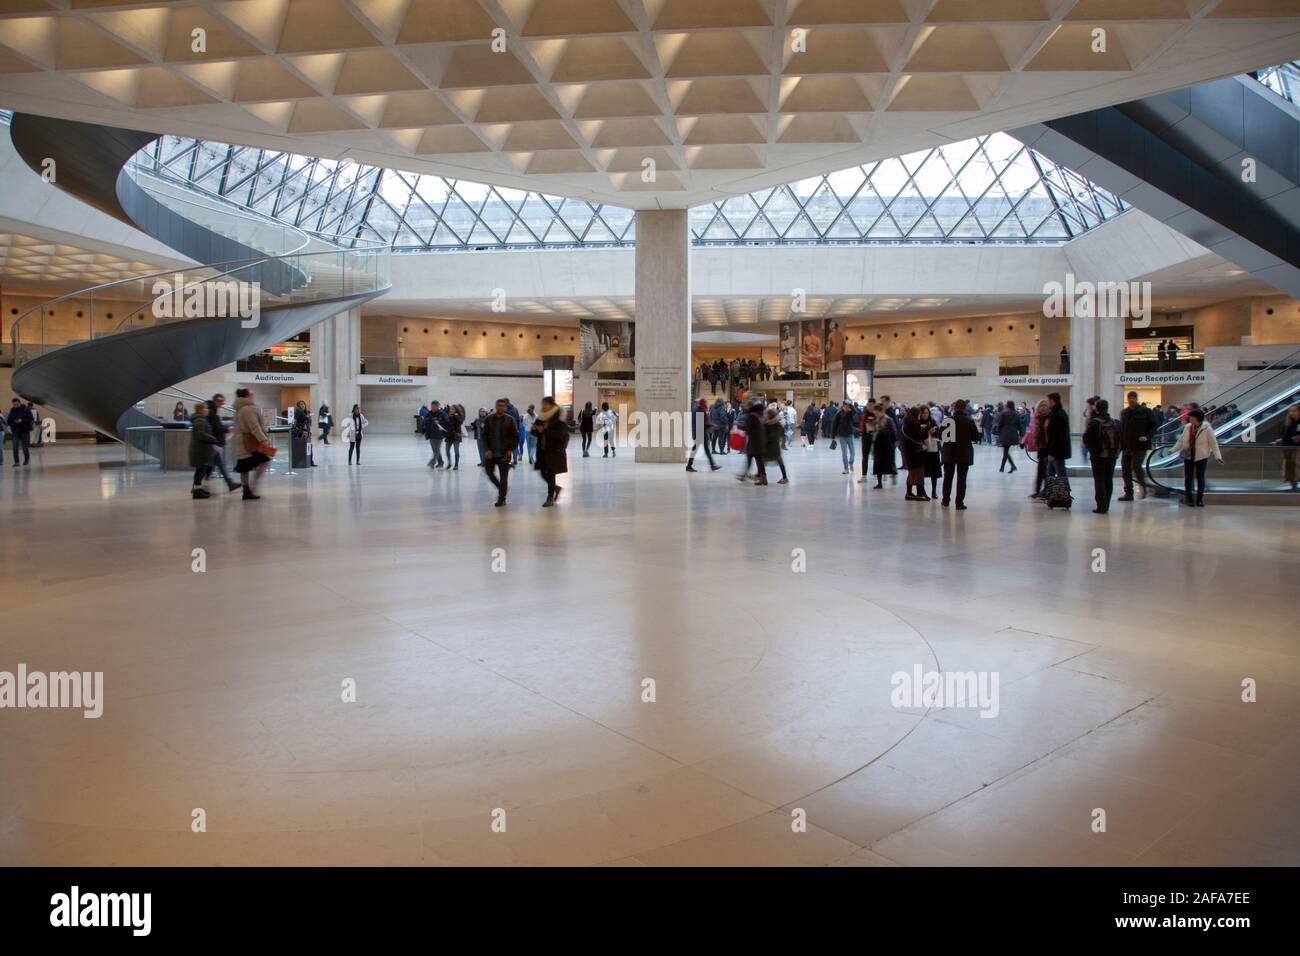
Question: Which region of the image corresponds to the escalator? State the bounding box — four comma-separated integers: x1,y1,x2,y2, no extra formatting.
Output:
1010,65,1300,298
6,114,389,450
1145,347,1300,501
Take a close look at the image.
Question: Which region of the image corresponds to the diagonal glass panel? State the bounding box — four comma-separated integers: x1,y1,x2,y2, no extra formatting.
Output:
131,129,1126,249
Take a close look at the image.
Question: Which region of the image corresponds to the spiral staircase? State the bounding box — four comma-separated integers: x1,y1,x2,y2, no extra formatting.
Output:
6,114,390,446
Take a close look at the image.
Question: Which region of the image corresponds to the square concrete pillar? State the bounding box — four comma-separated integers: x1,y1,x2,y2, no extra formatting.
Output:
634,210,691,463
311,306,361,417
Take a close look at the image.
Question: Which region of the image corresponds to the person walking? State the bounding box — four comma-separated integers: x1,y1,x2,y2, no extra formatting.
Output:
347,404,367,464
482,398,519,507
598,401,618,457
204,394,240,492
523,404,539,465
1082,398,1121,513
232,388,272,500
444,404,463,470
469,407,488,466
686,398,720,473
1171,408,1222,506
941,399,978,510
533,396,569,507
738,400,768,485
1118,391,1155,501
188,402,219,499
577,401,595,458
763,405,789,484
857,404,874,482
424,401,446,468
832,400,856,474
318,402,332,445
996,400,1022,473
6,397,34,466
802,401,820,447
710,398,730,455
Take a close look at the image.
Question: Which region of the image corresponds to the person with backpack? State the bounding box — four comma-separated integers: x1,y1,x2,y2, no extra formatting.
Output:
1118,391,1155,501
1082,398,1121,514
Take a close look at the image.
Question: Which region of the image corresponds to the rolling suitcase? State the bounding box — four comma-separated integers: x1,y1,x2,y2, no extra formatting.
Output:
1044,473,1072,509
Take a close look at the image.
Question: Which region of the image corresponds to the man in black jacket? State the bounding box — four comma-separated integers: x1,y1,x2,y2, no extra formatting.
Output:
941,400,979,509
1082,398,1120,513
482,398,519,506
1118,391,1155,501
7,398,34,466
1044,392,1072,479
424,400,446,468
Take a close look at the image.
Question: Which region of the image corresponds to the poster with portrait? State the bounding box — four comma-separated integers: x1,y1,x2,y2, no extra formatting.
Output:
579,319,634,372
779,322,800,373
800,319,826,370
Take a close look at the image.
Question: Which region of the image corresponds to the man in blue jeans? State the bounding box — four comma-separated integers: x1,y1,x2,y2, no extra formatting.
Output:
7,398,34,466
832,402,857,473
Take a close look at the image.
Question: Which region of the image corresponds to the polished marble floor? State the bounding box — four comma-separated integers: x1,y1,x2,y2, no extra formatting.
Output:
1,434,1298,866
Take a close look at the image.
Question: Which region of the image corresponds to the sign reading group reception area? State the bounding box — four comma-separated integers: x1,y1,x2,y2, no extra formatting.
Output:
1116,372,1209,386
999,374,1073,387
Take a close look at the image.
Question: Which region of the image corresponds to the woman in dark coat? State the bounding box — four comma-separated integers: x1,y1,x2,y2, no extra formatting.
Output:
444,404,463,470
923,414,942,499
206,393,240,492
996,401,1022,473
871,404,897,487
532,396,569,507
577,401,596,457
188,402,219,499
901,406,930,500
763,405,788,484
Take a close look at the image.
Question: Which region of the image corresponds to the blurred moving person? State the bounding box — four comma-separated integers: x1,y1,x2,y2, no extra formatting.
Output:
533,396,569,507
482,398,519,507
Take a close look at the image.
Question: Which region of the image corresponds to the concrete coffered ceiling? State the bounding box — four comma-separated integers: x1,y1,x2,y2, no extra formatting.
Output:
1,1,1299,209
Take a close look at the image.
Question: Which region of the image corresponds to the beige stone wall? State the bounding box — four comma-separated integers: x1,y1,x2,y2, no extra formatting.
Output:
362,314,581,362
1251,295,1300,346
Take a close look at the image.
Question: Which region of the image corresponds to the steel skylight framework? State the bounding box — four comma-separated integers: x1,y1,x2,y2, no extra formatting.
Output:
1257,61,1300,105
137,131,1125,251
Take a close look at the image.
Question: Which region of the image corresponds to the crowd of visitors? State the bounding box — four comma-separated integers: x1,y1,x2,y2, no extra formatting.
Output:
161,384,1299,508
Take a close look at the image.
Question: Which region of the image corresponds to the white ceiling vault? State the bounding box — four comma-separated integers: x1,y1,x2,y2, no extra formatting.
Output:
1,1,1299,208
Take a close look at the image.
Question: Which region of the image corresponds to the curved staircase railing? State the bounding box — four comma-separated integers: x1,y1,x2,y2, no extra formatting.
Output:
6,113,391,447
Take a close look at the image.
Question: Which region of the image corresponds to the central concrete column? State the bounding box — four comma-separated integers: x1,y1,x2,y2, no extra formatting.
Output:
310,306,361,417
1097,315,1126,412
1068,313,1096,430
634,210,691,463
